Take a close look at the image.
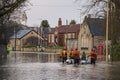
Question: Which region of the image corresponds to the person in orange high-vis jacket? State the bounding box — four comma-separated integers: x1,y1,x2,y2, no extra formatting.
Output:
89,49,97,64
73,48,80,65
60,47,67,64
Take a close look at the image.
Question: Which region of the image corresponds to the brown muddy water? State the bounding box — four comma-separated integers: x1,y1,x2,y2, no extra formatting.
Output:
0,52,120,80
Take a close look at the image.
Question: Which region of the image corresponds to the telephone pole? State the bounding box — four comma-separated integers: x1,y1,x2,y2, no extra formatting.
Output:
106,0,109,62
77,9,82,49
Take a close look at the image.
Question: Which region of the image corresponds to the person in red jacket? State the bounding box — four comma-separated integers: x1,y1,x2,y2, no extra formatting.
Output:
73,48,80,65
89,48,97,64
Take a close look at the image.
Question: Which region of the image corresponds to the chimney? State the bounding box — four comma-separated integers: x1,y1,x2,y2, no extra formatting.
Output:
58,18,62,26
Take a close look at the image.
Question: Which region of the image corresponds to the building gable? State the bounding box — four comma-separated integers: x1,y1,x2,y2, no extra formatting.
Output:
21,30,43,40
78,17,106,53
78,22,92,52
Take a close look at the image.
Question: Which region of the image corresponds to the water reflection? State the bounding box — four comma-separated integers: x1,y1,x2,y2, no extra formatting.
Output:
7,52,60,63
106,62,120,80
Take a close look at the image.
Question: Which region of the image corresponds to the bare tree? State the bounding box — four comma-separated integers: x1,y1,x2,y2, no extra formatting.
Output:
0,0,27,58
0,0,27,38
75,0,120,44
0,0,27,18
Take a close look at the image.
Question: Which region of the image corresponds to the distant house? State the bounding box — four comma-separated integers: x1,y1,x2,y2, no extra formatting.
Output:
9,29,44,51
78,16,106,54
48,18,80,49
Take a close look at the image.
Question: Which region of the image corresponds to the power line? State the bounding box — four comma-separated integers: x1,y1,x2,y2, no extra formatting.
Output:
31,4,79,7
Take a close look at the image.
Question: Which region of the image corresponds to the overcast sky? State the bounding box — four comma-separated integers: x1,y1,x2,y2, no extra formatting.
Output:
26,0,105,27
26,0,82,27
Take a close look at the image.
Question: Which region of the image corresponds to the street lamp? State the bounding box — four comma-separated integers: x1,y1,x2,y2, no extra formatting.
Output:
14,25,16,51
54,31,58,45
65,27,68,49
37,26,40,51
38,18,43,48
40,26,43,48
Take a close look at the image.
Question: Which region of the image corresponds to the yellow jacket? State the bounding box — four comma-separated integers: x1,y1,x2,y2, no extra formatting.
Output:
7,45,12,51
69,50,74,57
60,50,67,57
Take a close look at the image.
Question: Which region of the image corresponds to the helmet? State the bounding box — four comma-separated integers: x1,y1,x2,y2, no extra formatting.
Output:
75,48,78,50
71,48,73,51
92,48,96,52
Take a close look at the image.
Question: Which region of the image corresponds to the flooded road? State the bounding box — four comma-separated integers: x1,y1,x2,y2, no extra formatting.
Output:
0,52,120,80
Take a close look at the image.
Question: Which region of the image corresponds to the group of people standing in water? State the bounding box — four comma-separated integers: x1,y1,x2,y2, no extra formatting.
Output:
60,47,97,65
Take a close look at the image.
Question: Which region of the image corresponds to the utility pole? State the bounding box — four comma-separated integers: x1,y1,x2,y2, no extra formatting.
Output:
14,25,17,59
37,26,40,51
106,0,109,62
14,26,16,51
80,9,82,49
38,18,42,48
40,26,42,47
65,27,67,49
78,9,82,49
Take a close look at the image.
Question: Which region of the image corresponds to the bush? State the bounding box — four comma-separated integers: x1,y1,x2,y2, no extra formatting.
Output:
23,46,37,48
51,46,64,49
111,44,120,61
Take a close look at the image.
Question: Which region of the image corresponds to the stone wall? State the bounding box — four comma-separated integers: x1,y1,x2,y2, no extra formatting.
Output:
45,48,61,53
16,47,61,53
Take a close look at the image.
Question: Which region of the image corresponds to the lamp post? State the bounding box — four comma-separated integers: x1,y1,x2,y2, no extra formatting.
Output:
65,27,68,49
40,26,43,48
55,32,58,45
37,26,40,51
14,25,16,51
38,18,43,48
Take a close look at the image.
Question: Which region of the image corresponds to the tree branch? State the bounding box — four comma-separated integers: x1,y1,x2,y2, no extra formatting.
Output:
0,0,26,18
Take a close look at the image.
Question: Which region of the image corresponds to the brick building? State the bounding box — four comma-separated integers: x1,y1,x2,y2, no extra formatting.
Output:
48,18,80,49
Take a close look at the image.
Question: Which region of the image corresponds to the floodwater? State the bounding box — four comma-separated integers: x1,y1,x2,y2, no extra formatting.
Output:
0,52,120,80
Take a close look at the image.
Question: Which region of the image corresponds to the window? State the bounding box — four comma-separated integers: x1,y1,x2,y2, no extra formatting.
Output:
51,34,54,43
72,33,75,38
81,34,89,49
